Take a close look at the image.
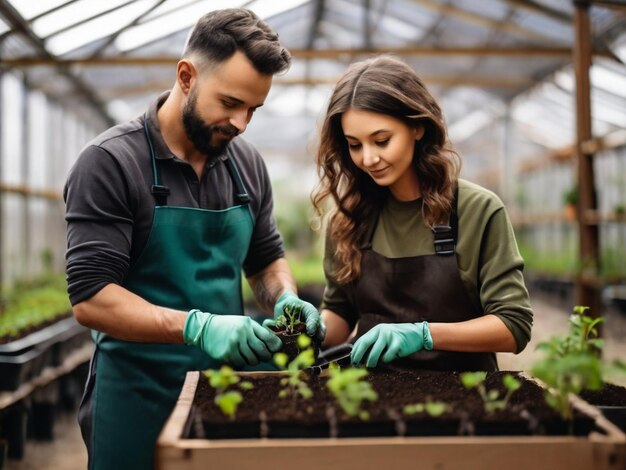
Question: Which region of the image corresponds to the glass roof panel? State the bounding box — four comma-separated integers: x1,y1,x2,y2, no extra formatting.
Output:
246,0,311,20
612,32,626,63
591,65,626,99
32,0,135,38
141,0,207,22
115,0,245,52
45,0,159,56
0,16,8,35
8,0,69,21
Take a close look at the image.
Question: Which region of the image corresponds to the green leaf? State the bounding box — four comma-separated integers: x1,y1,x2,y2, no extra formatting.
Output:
205,366,239,390
239,381,254,390
502,374,521,392
459,371,487,389
215,391,242,419
299,385,313,399
273,352,289,369
403,403,425,415
424,402,448,417
297,334,312,349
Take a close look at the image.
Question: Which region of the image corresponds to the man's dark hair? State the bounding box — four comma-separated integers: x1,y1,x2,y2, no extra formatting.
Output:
183,8,291,75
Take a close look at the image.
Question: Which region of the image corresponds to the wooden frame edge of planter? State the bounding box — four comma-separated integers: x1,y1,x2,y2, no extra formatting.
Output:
156,371,626,470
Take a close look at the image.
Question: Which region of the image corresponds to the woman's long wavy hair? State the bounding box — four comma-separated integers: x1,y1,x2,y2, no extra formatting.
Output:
312,55,461,284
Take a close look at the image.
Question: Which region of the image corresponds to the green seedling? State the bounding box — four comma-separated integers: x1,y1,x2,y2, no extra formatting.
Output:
403,401,449,417
460,372,521,414
531,351,602,421
204,365,253,420
274,334,316,402
530,305,623,421
0,272,71,340
326,363,378,420
274,303,304,334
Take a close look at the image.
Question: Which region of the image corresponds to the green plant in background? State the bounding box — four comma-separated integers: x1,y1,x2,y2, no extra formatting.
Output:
614,203,625,216
241,254,325,308
274,197,319,255
274,335,316,402
562,186,578,207
204,365,253,420
403,401,449,417
326,363,378,420
517,240,579,277
530,305,626,421
602,246,626,280
460,372,521,414
0,272,71,340
274,304,304,334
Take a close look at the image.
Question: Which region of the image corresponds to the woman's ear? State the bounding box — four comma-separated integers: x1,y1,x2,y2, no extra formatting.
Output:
415,125,425,141
176,59,196,95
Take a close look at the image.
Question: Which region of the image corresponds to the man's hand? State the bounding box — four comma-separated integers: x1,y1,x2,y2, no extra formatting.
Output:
183,310,282,368
270,291,326,341
351,322,433,368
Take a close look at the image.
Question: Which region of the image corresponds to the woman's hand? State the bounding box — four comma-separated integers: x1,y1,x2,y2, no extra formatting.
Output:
351,322,433,367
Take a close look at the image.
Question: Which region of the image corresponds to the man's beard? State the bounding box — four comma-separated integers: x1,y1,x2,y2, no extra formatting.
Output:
182,89,239,159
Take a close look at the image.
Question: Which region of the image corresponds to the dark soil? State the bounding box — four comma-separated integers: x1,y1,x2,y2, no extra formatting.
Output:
579,383,626,406
269,323,320,363
0,312,73,345
187,368,597,440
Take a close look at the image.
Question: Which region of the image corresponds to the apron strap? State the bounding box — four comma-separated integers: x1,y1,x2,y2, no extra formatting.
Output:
142,116,251,207
143,118,171,206
225,157,251,205
432,185,459,256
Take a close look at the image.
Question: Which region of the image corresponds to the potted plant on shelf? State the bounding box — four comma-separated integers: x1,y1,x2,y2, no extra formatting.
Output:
562,186,578,221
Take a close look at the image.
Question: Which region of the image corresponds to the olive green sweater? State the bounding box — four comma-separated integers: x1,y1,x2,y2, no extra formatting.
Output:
321,179,533,353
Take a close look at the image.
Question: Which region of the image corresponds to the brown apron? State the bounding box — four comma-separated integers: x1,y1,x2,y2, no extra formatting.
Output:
350,191,497,371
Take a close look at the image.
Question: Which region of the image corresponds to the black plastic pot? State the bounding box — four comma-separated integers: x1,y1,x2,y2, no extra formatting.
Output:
0,438,7,470
1,404,27,459
0,316,76,355
0,347,48,391
0,317,89,391
599,406,626,432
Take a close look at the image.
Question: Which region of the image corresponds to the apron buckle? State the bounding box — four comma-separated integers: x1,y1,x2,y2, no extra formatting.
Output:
432,225,455,256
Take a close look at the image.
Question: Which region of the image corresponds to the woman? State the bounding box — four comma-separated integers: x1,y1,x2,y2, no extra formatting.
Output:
312,55,532,370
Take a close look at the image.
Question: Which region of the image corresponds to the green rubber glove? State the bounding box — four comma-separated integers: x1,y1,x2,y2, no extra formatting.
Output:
351,322,433,368
269,290,326,341
183,310,282,368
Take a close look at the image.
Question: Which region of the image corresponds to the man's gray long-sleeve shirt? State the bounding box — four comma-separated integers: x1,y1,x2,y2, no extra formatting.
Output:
64,92,284,306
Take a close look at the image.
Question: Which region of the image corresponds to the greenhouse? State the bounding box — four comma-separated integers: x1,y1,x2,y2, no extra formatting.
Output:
1,0,626,468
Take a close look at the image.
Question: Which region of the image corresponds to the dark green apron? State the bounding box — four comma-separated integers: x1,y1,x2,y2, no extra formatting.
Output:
78,120,254,469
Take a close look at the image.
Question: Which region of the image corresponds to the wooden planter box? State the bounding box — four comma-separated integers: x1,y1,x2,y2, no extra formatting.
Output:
157,371,626,470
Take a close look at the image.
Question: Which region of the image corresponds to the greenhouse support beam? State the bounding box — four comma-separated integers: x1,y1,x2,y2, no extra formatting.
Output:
20,75,30,279
0,67,3,301
406,0,559,43
591,0,626,10
573,1,602,324
0,183,61,201
0,0,115,127
503,0,572,23
0,47,616,67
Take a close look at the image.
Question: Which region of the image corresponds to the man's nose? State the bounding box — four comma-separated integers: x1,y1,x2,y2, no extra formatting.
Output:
229,110,249,134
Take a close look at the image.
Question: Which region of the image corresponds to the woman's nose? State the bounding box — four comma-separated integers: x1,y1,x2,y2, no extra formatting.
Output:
362,146,380,167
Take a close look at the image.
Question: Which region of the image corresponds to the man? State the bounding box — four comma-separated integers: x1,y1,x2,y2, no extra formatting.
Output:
64,9,324,469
